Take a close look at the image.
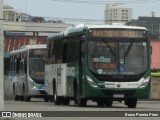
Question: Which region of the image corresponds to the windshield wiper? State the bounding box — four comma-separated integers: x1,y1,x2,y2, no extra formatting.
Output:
102,38,116,56
124,42,133,57
37,56,45,63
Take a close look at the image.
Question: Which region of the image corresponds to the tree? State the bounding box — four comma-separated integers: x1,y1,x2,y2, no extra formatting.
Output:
31,17,45,23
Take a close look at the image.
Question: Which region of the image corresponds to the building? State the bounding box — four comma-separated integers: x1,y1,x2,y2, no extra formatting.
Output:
3,4,32,22
126,16,160,39
14,11,32,22
3,4,15,21
104,3,132,24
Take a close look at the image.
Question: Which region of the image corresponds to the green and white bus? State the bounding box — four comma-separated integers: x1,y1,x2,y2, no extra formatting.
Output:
45,24,151,108
9,44,47,102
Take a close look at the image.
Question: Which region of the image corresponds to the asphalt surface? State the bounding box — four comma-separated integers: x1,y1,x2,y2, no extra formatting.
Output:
1,99,160,120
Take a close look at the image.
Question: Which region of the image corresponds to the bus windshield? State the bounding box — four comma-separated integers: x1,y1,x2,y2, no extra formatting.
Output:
29,49,46,83
29,57,45,83
88,40,148,76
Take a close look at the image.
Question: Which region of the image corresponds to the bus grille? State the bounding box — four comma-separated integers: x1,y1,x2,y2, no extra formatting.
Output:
39,90,47,95
101,90,136,97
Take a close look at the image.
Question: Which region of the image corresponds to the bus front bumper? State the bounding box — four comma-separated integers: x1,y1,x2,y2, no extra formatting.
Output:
28,89,47,97
83,82,150,99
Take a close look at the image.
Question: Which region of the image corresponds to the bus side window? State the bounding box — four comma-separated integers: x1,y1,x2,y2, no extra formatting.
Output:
20,54,24,72
10,56,16,72
16,57,20,73
24,53,27,74
66,36,81,63
55,39,63,63
80,40,86,65
10,56,13,71
24,59,27,74
46,40,52,63
81,35,86,57
51,39,55,64
14,57,16,71
62,39,68,63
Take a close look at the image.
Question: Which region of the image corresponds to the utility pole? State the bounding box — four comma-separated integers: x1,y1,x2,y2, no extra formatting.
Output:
0,0,4,111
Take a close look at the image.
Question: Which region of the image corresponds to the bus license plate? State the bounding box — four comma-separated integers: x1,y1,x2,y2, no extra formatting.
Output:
113,94,124,98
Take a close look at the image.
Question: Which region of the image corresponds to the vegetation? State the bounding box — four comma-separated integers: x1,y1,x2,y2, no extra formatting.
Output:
31,17,45,23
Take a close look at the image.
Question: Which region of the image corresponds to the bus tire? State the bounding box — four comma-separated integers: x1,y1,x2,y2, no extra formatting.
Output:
20,96,24,101
77,98,87,107
44,97,49,102
54,90,61,105
24,96,31,102
104,99,113,107
125,98,137,108
53,81,61,105
13,84,19,101
96,99,104,107
49,96,54,102
23,85,31,102
73,79,78,104
14,95,19,101
62,98,70,105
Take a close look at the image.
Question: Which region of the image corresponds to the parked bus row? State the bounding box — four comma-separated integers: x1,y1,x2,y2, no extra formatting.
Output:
9,24,151,108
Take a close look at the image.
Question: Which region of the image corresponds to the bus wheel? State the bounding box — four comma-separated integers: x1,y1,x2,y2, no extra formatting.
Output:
23,85,31,102
73,79,78,104
53,86,61,105
104,100,113,107
96,100,104,107
77,98,87,107
44,97,49,102
49,96,54,102
13,86,19,101
24,96,31,102
62,98,70,105
14,95,19,101
125,98,137,108
20,96,24,101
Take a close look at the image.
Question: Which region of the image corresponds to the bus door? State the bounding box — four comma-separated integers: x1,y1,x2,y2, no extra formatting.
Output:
56,41,68,97
56,64,67,97
17,55,27,96
78,36,86,96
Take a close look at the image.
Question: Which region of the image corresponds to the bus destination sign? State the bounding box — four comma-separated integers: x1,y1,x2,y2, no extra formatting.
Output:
90,29,146,38
30,49,46,56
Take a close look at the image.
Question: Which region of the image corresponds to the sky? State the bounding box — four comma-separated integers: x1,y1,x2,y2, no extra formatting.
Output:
3,0,160,24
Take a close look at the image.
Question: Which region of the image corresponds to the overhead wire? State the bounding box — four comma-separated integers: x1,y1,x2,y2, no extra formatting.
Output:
44,16,104,22
47,0,160,23
5,0,160,23
51,0,160,4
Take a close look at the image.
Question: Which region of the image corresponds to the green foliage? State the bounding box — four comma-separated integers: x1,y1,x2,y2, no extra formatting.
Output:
31,17,45,23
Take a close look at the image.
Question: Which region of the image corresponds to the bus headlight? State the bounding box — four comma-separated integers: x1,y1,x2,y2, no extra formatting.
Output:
139,76,150,88
86,76,98,88
29,82,37,89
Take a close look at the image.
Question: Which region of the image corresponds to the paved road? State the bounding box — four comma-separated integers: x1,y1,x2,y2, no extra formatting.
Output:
2,99,160,120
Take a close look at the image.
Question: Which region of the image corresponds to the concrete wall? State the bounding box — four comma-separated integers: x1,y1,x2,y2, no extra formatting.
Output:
151,40,160,70
150,77,160,99
4,22,72,33
4,76,13,100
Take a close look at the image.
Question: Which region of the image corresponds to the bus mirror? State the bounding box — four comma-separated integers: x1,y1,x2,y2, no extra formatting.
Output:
81,42,85,56
150,46,152,55
81,35,86,42
24,60,27,73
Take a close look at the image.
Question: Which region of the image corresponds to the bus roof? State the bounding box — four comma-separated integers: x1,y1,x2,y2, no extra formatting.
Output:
48,24,147,40
10,44,46,55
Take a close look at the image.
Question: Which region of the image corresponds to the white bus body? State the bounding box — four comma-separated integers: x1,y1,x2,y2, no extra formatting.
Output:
9,44,48,101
